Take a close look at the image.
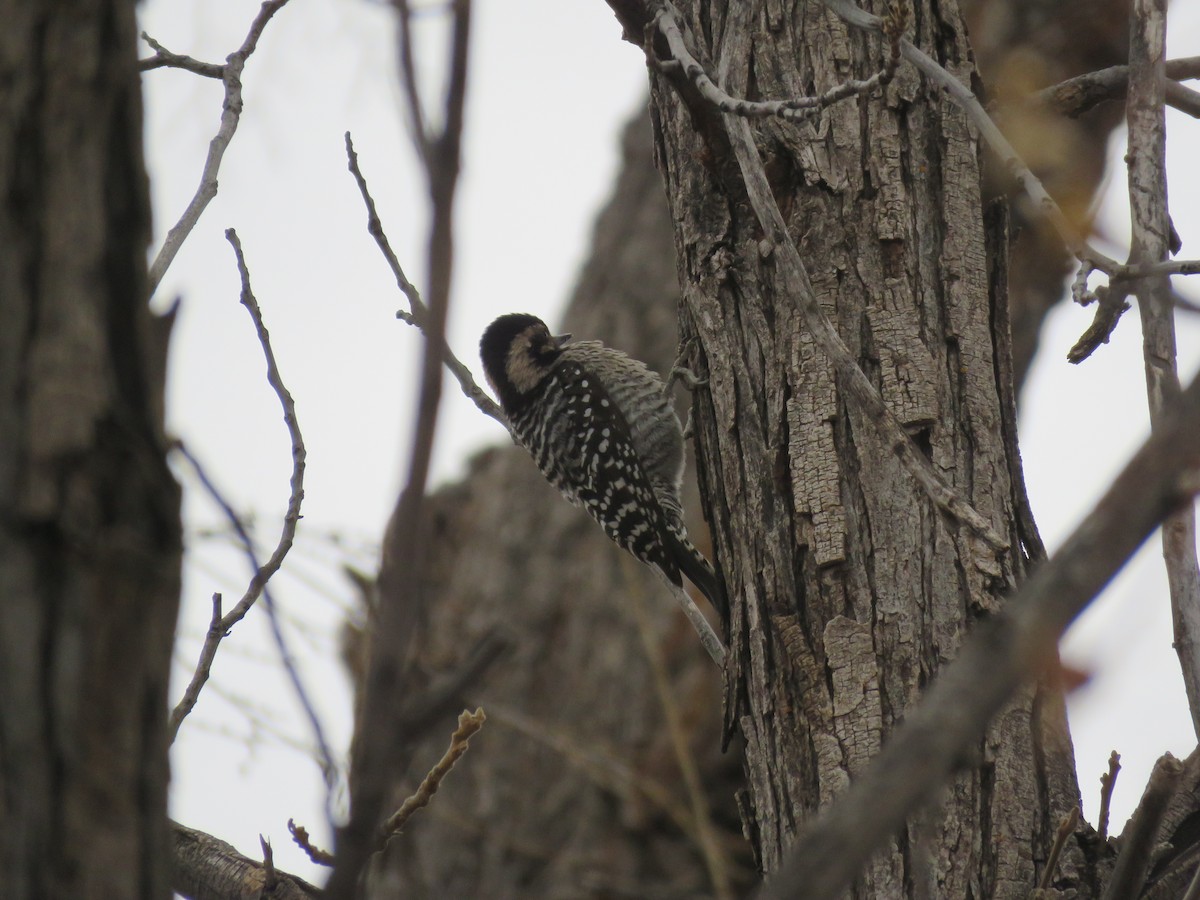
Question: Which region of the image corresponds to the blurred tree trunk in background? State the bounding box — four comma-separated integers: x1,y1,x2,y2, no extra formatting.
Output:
0,0,182,897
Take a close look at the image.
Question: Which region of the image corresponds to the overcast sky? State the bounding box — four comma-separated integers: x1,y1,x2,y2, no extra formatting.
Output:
138,0,1200,886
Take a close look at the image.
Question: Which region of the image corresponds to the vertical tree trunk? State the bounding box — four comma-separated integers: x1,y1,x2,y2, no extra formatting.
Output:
629,1,1082,893
0,1,182,896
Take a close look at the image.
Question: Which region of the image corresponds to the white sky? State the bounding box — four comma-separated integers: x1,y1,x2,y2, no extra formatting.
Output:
138,0,1200,886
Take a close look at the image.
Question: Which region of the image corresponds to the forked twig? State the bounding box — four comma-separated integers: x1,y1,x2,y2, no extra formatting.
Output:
143,1,293,296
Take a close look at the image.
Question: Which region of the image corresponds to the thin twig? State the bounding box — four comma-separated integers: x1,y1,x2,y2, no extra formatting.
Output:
1125,0,1200,741
343,133,503,424
378,708,486,844
224,229,333,785
138,32,224,78
168,592,226,742
259,836,278,892
288,818,335,867
1102,754,1185,900
623,556,732,900
1038,807,1080,889
146,0,292,297
1098,750,1122,842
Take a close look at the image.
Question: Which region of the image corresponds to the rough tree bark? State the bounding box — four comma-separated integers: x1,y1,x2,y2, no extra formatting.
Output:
0,0,182,897
607,0,1083,894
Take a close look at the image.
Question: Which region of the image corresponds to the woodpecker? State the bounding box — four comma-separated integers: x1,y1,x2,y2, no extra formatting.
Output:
480,313,726,627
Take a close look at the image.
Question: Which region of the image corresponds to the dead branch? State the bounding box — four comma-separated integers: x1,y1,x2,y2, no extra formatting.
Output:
1039,807,1080,890
1125,0,1200,740
169,231,331,788
288,818,335,867
143,0,293,297
343,132,503,424
1099,750,1122,842
646,0,903,121
1102,754,1185,900
326,3,475,889
378,708,486,844
1028,56,1200,118
173,820,321,899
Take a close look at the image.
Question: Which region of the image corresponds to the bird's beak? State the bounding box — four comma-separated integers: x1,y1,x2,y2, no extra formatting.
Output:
553,333,572,348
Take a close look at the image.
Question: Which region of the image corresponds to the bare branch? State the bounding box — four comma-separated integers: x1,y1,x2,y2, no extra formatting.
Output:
326,2,475,892
138,32,224,78
1125,0,1200,740
1102,754,1185,900
222,228,333,783
809,0,1121,276
168,592,226,743
288,818,335,867
146,0,292,297
762,370,1200,900
1067,285,1132,364
1038,807,1080,890
168,232,332,789
1098,750,1122,842
259,835,278,892
343,132,504,424
393,0,432,169
173,820,321,899
1029,56,1200,118
378,708,486,843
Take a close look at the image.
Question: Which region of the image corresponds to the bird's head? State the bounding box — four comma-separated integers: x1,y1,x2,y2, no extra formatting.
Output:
480,313,571,407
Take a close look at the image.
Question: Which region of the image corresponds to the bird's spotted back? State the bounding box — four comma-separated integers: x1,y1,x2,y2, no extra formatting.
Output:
507,360,678,578
480,313,726,627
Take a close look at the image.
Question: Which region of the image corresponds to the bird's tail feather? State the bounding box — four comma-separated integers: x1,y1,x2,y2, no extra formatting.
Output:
665,530,728,629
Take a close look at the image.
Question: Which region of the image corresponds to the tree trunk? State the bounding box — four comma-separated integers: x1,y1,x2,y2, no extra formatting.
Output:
0,1,182,897
626,1,1083,893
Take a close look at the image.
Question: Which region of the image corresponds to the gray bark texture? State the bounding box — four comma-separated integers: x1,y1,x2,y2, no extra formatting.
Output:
612,0,1082,894
0,0,182,897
